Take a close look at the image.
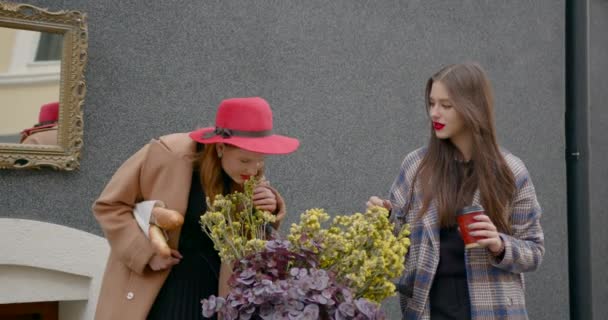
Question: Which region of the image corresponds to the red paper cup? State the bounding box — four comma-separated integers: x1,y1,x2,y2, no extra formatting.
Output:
456,205,485,249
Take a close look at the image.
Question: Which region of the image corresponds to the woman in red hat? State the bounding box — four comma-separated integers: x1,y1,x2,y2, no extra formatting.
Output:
367,63,543,320
20,102,60,145
93,97,299,320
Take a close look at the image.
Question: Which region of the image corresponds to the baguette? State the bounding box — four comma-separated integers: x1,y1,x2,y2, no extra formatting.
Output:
151,206,184,230
149,224,171,258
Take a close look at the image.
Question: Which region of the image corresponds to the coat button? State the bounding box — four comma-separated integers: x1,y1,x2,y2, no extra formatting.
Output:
126,292,134,300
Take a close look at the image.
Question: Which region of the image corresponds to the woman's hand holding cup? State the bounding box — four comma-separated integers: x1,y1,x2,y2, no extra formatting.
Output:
463,210,504,255
457,206,503,255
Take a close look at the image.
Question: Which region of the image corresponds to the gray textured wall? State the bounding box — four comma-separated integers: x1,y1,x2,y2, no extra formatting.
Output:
589,0,608,318
0,1,567,319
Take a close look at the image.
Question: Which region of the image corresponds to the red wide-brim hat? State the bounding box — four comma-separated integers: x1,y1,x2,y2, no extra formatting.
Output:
189,97,299,155
38,102,59,123
20,102,60,141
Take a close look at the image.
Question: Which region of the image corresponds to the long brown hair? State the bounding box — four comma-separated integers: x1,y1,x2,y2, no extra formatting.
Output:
413,63,516,234
194,143,265,202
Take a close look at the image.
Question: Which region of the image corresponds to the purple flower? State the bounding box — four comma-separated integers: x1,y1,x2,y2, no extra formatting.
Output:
248,292,265,305
298,268,308,278
312,294,330,305
287,299,305,311
289,267,298,277
287,286,304,300
266,239,290,252
258,303,275,320
309,270,329,290
202,237,389,320
224,306,238,320
322,289,334,300
240,305,256,320
289,267,304,278
201,296,225,318
354,298,378,319
237,268,256,285
337,302,356,317
301,304,320,319
341,288,354,303
253,285,266,296
230,297,244,308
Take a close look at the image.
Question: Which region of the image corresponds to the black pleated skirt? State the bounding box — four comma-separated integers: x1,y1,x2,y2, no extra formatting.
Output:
147,168,221,320
147,250,220,320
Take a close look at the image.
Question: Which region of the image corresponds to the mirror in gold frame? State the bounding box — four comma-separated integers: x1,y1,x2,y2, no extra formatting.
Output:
0,2,87,170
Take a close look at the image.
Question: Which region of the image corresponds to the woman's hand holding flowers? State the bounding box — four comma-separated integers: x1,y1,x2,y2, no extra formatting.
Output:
252,185,277,213
366,196,392,211
253,179,285,224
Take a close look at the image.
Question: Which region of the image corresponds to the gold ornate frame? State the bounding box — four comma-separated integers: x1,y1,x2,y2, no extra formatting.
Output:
0,2,87,170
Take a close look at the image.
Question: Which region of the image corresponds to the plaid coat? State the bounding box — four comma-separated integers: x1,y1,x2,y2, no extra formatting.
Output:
389,147,544,320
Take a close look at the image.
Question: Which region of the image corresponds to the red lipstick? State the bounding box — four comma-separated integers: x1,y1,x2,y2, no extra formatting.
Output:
240,175,251,181
433,122,445,130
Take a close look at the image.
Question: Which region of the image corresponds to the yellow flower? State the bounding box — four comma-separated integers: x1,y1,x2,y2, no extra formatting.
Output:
200,177,275,262
200,180,411,304
288,206,410,303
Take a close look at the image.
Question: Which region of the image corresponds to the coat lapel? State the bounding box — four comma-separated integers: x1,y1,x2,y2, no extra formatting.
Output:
408,202,439,317
141,134,196,249
422,202,439,252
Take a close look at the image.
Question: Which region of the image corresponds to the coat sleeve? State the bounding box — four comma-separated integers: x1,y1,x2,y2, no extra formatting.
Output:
92,144,156,275
489,162,545,273
388,149,423,232
388,166,410,232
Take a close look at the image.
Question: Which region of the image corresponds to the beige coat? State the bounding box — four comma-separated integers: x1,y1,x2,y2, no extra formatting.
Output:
21,127,58,145
93,133,286,320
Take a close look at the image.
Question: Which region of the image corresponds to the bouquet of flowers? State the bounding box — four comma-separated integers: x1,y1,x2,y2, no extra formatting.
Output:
200,178,410,320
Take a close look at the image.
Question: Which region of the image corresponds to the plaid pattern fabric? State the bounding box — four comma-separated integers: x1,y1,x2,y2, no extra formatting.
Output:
389,147,544,320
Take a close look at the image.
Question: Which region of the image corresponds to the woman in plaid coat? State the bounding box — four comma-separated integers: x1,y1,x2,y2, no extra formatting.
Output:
368,63,544,320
